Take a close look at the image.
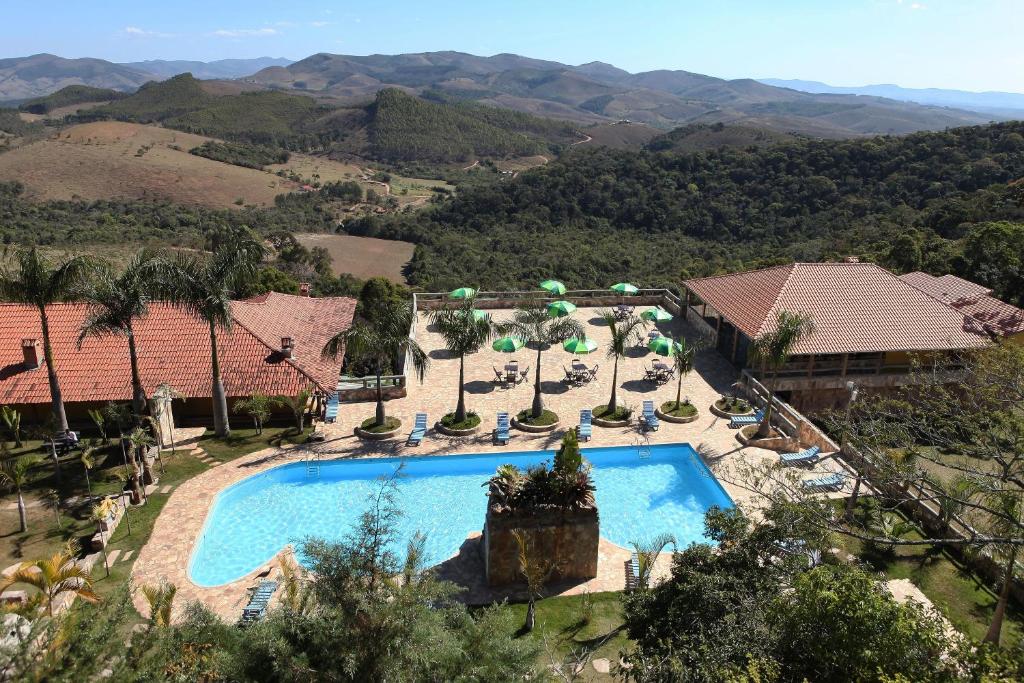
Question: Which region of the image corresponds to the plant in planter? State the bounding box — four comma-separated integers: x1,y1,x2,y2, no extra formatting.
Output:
749,311,815,438
664,337,701,415
597,309,647,416
498,305,584,421
716,396,752,414
323,298,427,430
430,297,493,426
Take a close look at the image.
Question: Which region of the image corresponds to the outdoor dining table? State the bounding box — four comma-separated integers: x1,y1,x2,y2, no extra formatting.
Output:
504,361,519,384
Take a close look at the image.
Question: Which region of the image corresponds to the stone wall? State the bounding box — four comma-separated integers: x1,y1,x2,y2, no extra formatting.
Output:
484,506,599,587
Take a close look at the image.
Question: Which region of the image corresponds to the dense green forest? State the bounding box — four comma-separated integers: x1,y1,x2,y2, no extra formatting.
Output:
18,85,126,114
189,140,291,169
343,121,1024,299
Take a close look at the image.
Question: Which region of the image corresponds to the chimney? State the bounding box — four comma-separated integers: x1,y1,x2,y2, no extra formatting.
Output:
844,256,860,263
21,339,40,369
281,336,294,358
299,282,311,297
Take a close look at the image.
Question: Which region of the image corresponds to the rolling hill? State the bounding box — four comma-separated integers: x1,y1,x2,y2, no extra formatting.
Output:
0,54,154,102
121,57,292,80
249,51,1002,137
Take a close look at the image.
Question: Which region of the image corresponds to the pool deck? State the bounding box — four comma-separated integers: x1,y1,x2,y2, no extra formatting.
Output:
131,308,854,621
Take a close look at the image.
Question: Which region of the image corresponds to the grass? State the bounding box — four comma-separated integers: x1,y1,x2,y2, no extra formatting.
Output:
592,404,632,421
498,592,630,679
439,412,481,430
360,416,402,433
293,233,415,282
516,409,559,427
714,397,752,414
659,401,697,418
197,426,310,462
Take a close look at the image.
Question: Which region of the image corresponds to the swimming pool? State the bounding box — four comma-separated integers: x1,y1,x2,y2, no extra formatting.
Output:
188,443,734,587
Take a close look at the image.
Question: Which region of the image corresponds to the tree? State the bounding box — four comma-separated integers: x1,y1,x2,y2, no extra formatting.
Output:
87,408,108,444
0,546,99,617
0,453,39,533
1,406,22,448
274,388,313,432
0,248,94,431
498,305,586,418
233,394,273,434
129,426,155,489
42,488,62,529
322,297,427,428
670,336,700,411
429,300,493,422
597,310,646,413
629,532,676,590
79,445,97,494
140,581,177,628
78,249,169,421
162,236,264,437
748,311,815,438
512,528,556,633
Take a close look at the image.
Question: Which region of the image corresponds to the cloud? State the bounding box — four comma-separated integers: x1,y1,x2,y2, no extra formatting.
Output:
910,2,926,8
210,28,279,38
309,21,331,27
122,26,174,38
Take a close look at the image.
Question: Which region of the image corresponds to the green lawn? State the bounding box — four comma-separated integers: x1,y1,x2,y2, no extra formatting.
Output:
197,425,310,461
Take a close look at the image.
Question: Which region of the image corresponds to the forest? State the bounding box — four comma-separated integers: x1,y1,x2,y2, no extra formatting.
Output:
189,141,291,170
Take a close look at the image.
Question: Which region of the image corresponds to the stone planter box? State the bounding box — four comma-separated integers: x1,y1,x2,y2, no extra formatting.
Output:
434,421,481,437
656,407,699,424
355,424,402,441
484,505,599,587
592,416,631,428
512,417,560,433
710,402,754,419
736,425,799,452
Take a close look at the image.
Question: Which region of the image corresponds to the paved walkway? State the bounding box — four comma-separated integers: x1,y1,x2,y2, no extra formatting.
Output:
131,308,851,621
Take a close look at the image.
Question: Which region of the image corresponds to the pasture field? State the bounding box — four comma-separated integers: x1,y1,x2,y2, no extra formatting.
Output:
0,121,296,208
294,233,415,282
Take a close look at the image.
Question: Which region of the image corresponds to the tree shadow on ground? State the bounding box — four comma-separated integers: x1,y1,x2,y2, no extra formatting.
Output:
428,349,455,360
540,381,570,395
464,380,496,395
620,380,656,393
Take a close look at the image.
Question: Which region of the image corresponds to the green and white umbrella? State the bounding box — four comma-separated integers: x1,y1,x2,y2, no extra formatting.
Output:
449,287,476,300
546,300,577,317
648,336,679,357
563,337,598,355
539,279,567,296
641,308,674,322
492,336,525,353
610,282,639,295
471,309,489,322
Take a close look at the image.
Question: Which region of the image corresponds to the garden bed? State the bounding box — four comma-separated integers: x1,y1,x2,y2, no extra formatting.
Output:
710,397,754,419
737,423,798,451
435,412,481,436
656,401,699,424
512,409,559,433
355,416,403,441
591,404,632,427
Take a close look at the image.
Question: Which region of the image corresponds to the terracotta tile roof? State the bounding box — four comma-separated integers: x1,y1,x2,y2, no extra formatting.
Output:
684,262,991,355
0,293,355,405
899,272,1024,336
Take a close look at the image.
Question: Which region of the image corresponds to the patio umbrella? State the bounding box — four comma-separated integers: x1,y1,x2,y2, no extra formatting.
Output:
563,337,598,354
547,300,577,318
610,282,639,295
648,336,679,357
539,280,567,296
449,287,476,299
471,309,489,322
492,336,525,353
641,308,674,322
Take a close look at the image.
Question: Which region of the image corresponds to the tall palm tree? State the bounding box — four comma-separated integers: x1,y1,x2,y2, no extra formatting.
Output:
0,547,99,617
0,248,95,431
78,250,169,421
748,311,815,438
430,302,493,423
323,298,427,428
669,337,700,410
598,310,647,413
499,306,585,418
162,238,264,437
0,453,39,533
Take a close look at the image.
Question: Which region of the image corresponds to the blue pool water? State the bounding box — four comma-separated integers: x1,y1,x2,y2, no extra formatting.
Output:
188,443,733,587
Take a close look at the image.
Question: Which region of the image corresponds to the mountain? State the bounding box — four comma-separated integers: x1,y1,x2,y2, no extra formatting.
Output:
249,51,1001,137
121,57,292,80
760,78,1024,118
0,54,153,102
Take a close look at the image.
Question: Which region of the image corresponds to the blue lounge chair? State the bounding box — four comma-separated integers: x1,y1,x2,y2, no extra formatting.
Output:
495,412,511,445
780,445,821,466
625,551,640,591
240,580,278,625
640,400,659,432
578,409,592,441
729,408,764,428
324,393,339,423
407,413,427,446
801,472,845,492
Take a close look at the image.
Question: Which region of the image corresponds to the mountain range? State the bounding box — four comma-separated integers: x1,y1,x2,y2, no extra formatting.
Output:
0,51,1017,138
760,78,1024,119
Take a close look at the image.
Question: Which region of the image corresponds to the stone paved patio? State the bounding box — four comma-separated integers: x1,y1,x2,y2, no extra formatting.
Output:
132,308,854,621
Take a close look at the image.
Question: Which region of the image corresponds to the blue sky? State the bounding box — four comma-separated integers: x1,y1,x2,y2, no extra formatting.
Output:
4,0,1022,92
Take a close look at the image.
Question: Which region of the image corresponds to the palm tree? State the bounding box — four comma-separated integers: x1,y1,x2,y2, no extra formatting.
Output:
0,454,39,533
128,426,155,491
982,491,1023,645
78,250,168,422
140,581,177,628
429,302,493,423
669,337,700,411
42,489,62,529
161,238,264,437
0,248,95,431
1,406,23,448
499,306,585,418
0,547,99,617
275,389,313,433
88,408,109,444
89,501,114,577
322,298,427,428
597,310,646,413
511,528,556,633
79,446,98,495
234,394,273,434
630,533,677,590
748,311,815,438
